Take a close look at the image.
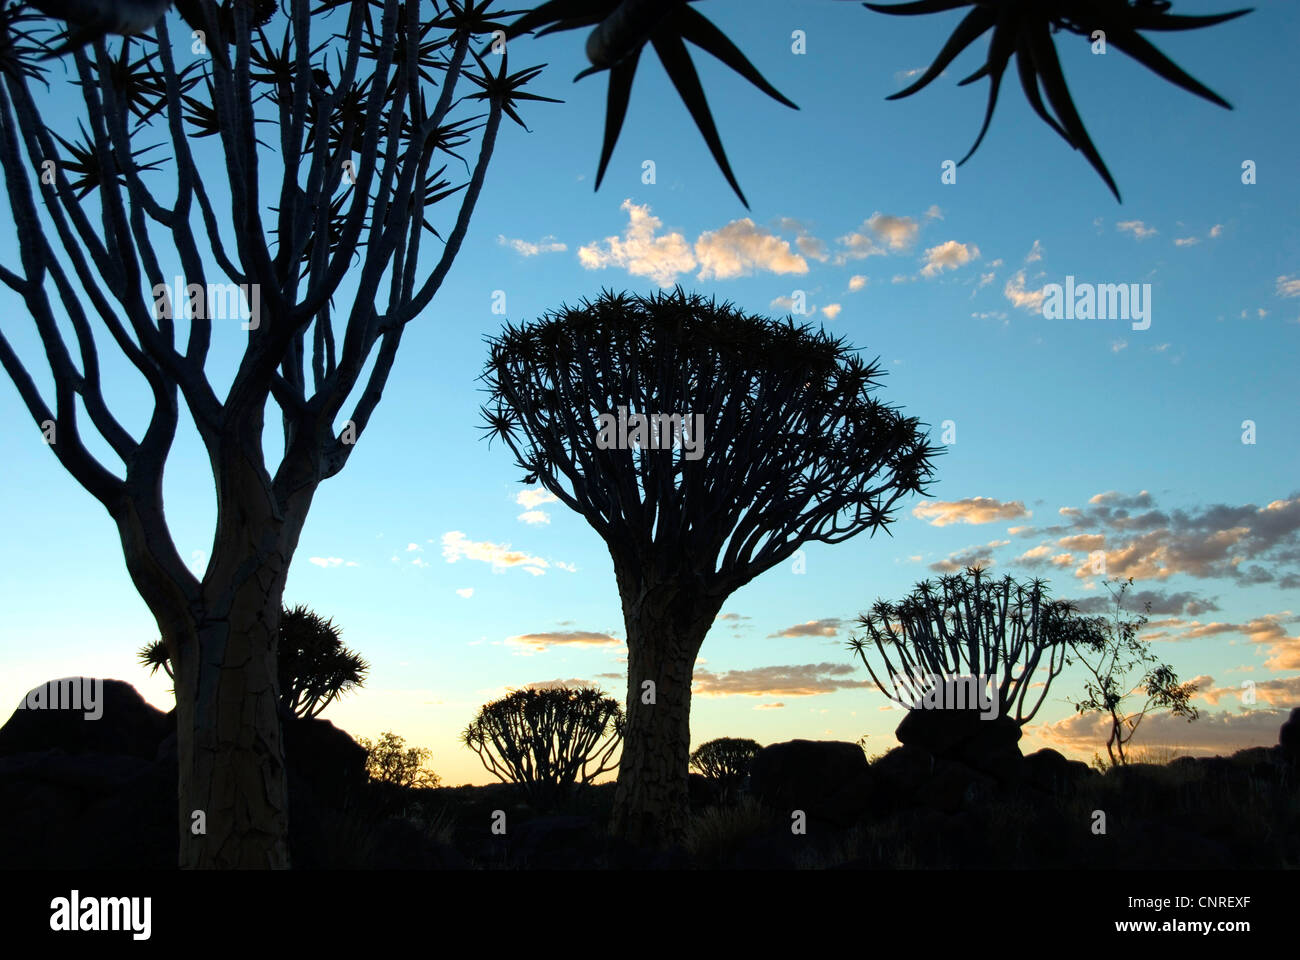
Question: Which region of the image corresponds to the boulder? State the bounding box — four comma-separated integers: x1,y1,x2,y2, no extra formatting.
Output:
0,679,170,760
867,744,935,814
688,772,719,809
282,715,369,808
895,708,1024,783
915,760,995,815
748,739,872,827
1023,748,1094,795
0,749,174,868
1279,707,1300,765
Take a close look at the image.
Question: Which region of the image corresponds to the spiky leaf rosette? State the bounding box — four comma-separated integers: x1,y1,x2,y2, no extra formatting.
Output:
497,0,797,207
861,0,1252,201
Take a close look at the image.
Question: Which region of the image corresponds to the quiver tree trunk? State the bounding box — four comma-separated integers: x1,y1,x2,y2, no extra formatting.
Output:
118,442,315,868
175,587,289,869
0,0,513,869
609,557,724,848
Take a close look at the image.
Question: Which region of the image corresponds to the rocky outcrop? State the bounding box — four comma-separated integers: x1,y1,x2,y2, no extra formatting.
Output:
747,739,872,827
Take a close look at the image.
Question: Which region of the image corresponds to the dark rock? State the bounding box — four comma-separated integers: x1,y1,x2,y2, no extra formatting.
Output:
748,739,872,827
688,772,719,809
1278,707,1300,764
282,715,368,808
0,679,170,760
916,760,995,815
1023,748,1094,795
895,708,1024,783
0,750,152,796
897,706,1019,754
0,749,175,869
867,744,935,814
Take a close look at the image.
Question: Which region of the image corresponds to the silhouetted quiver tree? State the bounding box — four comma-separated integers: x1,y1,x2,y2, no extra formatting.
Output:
690,736,760,799
481,288,940,845
0,0,549,866
849,566,1098,725
462,686,623,811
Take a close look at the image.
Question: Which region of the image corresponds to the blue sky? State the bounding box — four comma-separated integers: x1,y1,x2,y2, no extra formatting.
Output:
1,0,1297,785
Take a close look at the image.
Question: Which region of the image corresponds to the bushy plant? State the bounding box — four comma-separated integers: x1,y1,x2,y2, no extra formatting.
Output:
358,731,442,790
689,737,761,799
1068,578,1200,766
462,686,623,811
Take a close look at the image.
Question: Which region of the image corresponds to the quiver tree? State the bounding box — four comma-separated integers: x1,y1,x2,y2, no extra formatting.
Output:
0,0,550,866
139,603,369,719
848,565,1097,726
689,736,760,800
1068,577,1200,766
462,686,624,811
480,287,939,845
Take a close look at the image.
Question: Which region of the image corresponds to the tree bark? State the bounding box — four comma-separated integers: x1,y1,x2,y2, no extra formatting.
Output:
174,585,289,868
117,436,315,868
609,561,723,849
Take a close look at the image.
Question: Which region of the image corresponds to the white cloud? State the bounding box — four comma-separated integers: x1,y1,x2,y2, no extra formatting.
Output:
441,531,551,576
821,303,842,320
835,212,919,262
499,234,567,256
694,218,809,280
1117,220,1158,239
516,489,559,510
516,489,559,524
920,240,979,277
407,542,422,552
848,274,868,292
1276,275,1300,298
924,205,943,220
1004,269,1045,311
505,630,622,653
308,557,345,568
577,199,696,287
1024,239,1043,263
456,588,474,599
913,497,1030,527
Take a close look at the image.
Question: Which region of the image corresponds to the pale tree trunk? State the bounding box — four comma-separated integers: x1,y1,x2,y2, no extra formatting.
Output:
174,574,290,868
118,439,316,868
609,558,724,848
